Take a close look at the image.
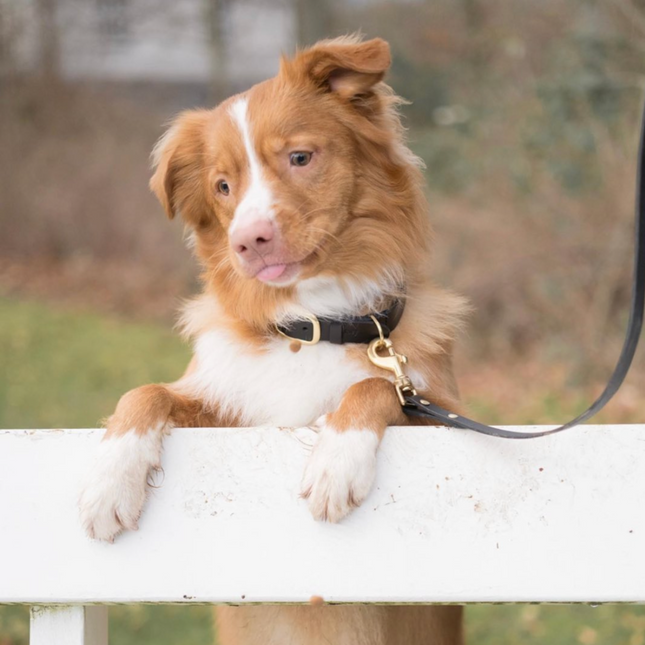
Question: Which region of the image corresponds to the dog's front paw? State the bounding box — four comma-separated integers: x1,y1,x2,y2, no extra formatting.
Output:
78,431,162,542
301,421,379,523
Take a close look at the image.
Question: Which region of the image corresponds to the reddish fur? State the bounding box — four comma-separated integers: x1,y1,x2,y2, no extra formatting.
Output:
217,605,463,645
104,35,467,645
105,383,237,437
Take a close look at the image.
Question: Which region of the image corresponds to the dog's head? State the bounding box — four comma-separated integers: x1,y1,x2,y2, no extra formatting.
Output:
151,36,429,324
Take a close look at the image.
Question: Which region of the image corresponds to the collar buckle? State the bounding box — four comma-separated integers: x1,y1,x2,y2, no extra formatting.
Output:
276,313,321,345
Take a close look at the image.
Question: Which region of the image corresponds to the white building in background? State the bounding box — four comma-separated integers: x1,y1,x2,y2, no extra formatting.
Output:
2,0,297,88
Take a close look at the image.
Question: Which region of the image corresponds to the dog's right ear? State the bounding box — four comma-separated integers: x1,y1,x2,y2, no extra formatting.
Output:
150,111,208,220
287,36,391,101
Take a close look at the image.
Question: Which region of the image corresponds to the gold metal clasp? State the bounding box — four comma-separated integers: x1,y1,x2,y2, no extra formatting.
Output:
367,337,417,405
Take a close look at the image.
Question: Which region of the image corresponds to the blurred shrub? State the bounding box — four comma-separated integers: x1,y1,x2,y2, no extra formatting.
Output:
0,80,188,273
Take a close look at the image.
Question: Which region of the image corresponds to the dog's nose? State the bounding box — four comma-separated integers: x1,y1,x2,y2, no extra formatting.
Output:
231,219,275,257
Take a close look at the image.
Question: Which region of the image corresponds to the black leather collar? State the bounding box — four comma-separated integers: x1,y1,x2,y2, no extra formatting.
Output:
276,299,405,345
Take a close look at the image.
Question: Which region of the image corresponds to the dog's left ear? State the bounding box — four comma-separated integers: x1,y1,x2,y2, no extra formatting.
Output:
295,37,391,100
150,110,207,221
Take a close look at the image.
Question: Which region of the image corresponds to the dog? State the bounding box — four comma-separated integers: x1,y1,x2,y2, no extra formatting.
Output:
78,35,467,644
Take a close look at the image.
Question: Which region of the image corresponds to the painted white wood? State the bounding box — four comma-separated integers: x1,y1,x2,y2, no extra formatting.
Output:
30,606,107,645
2,425,645,605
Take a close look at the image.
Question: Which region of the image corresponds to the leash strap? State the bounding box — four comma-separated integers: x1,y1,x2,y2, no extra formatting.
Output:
402,104,645,438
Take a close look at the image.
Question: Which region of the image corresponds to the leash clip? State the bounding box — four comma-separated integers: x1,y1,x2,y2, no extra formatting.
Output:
367,337,417,405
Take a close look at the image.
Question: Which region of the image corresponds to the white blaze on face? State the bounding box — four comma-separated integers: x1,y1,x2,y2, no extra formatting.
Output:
228,97,275,233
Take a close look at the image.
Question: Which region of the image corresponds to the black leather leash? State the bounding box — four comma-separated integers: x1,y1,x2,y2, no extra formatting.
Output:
401,104,645,438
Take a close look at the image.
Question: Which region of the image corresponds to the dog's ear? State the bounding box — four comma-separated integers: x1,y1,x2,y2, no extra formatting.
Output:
293,37,391,100
150,111,207,220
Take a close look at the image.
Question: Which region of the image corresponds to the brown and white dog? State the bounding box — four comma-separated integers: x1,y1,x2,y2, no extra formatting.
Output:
78,35,467,644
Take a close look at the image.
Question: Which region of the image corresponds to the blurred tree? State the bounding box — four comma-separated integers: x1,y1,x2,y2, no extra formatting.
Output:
296,0,334,46
462,0,484,70
0,2,9,72
462,0,482,29
206,0,230,103
37,0,60,82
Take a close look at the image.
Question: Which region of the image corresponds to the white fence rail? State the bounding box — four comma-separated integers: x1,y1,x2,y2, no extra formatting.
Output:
2,426,645,643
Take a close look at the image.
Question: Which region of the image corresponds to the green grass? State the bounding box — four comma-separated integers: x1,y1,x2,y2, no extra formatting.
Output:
467,604,645,645
0,606,214,645
2,296,645,645
0,298,191,428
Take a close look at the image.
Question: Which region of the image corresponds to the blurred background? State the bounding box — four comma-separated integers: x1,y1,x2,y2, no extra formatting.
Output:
1,0,645,642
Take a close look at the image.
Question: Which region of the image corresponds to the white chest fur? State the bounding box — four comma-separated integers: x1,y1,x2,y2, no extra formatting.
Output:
185,329,372,427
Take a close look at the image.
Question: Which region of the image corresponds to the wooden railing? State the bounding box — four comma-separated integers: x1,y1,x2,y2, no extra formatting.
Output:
2,425,645,644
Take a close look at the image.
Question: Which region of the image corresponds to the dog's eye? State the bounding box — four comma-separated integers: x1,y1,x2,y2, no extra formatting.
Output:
217,180,230,196
290,151,312,167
